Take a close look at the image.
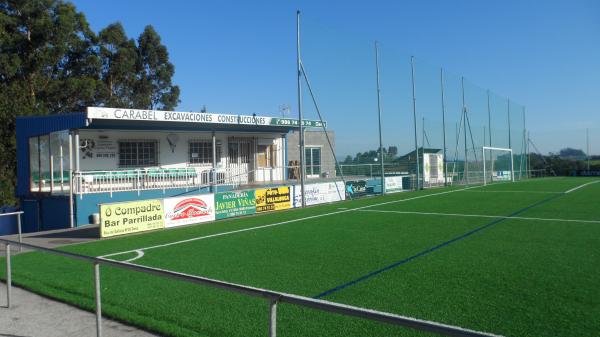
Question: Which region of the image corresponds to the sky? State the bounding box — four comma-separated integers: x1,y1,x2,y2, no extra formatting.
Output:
72,0,600,156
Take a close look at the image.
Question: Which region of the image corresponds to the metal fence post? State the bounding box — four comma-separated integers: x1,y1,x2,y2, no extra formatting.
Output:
269,299,278,337
5,243,11,308
94,262,102,337
17,213,22,253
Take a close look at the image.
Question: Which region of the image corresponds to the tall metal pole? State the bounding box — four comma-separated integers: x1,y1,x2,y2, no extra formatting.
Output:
487,90,492,148
587,128,590,171
507,98,512,150
486,90,492,182
521,106,526,180
410,56,421,190
461,77,468,184
440,68,448,186
296,10,306,207
527,131,531,177
375,42,385,195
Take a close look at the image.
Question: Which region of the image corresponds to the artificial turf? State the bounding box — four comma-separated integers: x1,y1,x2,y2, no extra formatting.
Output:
1,177,599,337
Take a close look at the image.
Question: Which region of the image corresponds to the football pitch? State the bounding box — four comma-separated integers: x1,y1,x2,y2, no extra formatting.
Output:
2,177,600,337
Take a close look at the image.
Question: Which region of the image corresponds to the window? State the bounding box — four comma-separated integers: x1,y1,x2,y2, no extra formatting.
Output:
189,141,220,164
305,147,321,176
118,140,158,167
257,144,276,168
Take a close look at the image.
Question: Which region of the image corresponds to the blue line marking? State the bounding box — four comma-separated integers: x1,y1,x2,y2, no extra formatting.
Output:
313,192,563,299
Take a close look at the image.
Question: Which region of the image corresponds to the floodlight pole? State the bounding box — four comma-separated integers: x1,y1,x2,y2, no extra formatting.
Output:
440,68,448,186
520,107,526,180
507,98,512,150
375,41,385,195
587,128,590,171
487,90,492,183
527,131,531,177
461,77,468,185
296,10,306,208
410,56,421,190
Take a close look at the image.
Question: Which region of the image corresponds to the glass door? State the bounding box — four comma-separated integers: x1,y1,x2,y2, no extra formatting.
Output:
305,147,321,177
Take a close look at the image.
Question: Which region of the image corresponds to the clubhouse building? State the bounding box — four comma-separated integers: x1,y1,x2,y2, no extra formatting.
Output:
15,107,334,233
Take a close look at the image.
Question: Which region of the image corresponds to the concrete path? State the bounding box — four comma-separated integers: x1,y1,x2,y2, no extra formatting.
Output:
0,226,162,337
0,282,161,337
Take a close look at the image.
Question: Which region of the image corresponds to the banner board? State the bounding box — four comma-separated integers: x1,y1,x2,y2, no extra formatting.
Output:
256,186,291,212
215,190,256,219
384,176,403,193
345,180,368,199
293,182,345,207
163,194,215,228
87,107,325,128
493,171,512,181
100,199,164,238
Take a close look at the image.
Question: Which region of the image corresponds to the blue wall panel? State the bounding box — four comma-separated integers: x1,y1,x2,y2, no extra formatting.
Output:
20,199,40,233
40,196,71,231
0,206,19,235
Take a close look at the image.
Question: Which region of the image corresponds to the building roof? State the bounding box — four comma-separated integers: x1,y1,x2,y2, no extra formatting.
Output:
399,147,442,160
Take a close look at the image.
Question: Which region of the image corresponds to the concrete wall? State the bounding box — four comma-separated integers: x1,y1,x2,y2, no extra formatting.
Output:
287,130,336,178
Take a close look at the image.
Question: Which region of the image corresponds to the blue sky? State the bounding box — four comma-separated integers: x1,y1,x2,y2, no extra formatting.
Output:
73,0,600,155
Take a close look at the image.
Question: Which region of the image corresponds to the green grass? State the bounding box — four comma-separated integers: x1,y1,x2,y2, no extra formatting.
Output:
1,177,600,337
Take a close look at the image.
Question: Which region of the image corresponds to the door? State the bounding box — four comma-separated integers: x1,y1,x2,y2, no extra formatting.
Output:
305,147,321,178
227,138,254,184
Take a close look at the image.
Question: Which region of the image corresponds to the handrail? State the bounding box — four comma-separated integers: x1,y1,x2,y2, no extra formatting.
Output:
0,211,23,252
0,237,502,337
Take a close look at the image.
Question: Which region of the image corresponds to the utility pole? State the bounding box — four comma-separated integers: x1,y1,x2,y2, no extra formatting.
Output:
411,56,421,190
296,10,306,207
375,42,385,195
440,68,448,186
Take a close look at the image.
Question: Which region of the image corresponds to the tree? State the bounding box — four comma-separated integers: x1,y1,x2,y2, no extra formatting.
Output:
0,0,102,205
0,1,181,206
98,22,138,107
558,148,586,160
134,25,180,110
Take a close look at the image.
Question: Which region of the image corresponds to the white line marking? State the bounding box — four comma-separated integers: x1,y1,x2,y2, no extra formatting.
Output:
462,190,562,194
355,209,600,224
564,180,600,194
124,250,145,262
100,185,484,259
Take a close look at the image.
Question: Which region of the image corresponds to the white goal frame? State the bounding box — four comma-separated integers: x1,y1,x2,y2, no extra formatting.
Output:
482,146,514,185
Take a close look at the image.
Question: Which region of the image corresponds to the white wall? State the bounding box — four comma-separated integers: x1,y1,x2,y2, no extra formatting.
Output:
77,129,285,181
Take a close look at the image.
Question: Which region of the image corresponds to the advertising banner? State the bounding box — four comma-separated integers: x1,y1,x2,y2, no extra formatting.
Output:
256,186,291,212
293,182,345,207
215,190,256,220
384,176,403,193
87,107,324,128
423,154,431,182
163,194,215,228
99,199,164,238
345,180,369,199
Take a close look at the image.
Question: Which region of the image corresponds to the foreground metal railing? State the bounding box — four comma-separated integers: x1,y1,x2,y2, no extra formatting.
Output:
0,212,23,252
0,239,501,337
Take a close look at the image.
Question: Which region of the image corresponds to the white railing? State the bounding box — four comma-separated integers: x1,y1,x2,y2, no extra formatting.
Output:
73,166,293,195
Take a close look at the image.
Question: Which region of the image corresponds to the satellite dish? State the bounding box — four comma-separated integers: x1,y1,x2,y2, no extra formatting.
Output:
167,133,179,153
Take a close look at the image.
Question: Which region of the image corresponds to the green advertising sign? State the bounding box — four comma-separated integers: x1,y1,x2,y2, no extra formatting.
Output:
269,118,326,128
215,190,256,219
